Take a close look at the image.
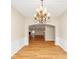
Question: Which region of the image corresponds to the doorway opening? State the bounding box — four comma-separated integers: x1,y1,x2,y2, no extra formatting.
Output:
28,24,55,44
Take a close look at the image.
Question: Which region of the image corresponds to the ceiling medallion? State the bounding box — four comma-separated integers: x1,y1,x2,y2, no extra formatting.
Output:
34,0,50,23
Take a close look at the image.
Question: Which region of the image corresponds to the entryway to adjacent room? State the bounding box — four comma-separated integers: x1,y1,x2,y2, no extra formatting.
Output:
28,24,55,44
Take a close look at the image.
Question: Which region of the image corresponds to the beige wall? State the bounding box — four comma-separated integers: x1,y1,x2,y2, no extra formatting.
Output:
46,17,60,37
45,26,55,41
55,11,67,51
25,17,34,39
34,29,44,35
11,7,25,41
58,11,67,40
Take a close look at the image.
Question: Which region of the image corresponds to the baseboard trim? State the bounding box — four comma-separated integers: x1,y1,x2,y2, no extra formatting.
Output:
55,37,67,52
11,37,29,57
57,43,67,52
45,39,54,41
11,44,25,57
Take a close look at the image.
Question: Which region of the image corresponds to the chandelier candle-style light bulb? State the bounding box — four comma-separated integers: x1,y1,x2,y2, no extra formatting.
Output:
34,0,50,23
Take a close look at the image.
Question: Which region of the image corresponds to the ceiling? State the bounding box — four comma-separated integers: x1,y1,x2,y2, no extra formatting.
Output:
11,0,67,18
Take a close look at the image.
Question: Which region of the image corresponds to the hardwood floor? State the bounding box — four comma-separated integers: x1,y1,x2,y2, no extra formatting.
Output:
12,35,67,59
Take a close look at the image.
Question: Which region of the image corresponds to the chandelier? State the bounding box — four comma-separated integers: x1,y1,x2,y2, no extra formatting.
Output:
34,0,50,23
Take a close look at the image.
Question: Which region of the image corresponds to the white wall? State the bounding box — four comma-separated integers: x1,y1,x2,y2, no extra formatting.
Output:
46,17,60,39
56,11,67,51
45,26,55,41
34,29,44,35
11,7,26,56
25,17,34,43
25,17,34,34
59,11,67,40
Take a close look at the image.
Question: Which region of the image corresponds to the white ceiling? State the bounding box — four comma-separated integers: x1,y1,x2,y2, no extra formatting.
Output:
11,0,67,18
